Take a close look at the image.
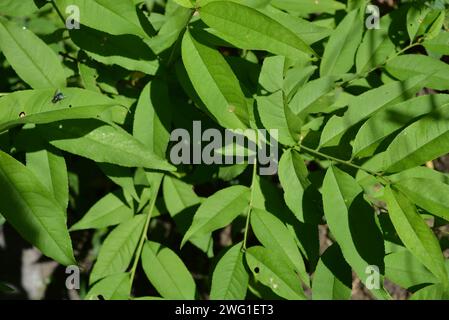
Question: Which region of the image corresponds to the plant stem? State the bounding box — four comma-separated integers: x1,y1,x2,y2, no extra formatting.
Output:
50,0,66,26
296,144,390,183
242,161,257,251
129,175,163,293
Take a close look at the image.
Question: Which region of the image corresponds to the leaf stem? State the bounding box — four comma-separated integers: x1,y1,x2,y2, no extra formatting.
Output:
129,174,163,294
295,144,390,183
242,160,257,251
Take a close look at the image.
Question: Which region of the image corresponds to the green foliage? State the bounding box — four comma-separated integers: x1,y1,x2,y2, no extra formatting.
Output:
0,0,449,301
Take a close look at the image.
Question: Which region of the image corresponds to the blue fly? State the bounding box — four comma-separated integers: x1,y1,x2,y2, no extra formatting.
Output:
52,90,65,103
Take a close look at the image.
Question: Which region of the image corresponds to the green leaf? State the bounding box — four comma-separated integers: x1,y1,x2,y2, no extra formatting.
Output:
322,166,388,299
90,214,145,284
381,103,449,172
251,208,309,285
98,163,139,201
199,1,316,59
270,0,345,15
256,91,298,146
163,175,200,217
133,80,172,158
85,273,131,300
38,119,175,171
70,191,134,231
407,5,432,41
355,14,395,74
210,242,249,300
142,241,196,299
0,88,124,133
388,166,449,185
174,0,195,8
181,30,249,129
55,0,148,38
181,185,250,247
395,178,449,222
145,6,193,54
385,54,449,90
410,283,449,300
0,20,66,89
320,76,427,147
245,246,306,300
26,148,68,211
423,31,449,55
278,149,321,224
289,76,337,116
385,250,438,289
69,27,158,75
0,150,75,266
383,186,448,284
352,94,449,158
261,7,332,45
258,55,285,93
320,8,364,76
312,244,352,300
0,0,40,16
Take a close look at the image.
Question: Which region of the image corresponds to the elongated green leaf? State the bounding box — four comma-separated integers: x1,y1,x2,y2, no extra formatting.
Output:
385,54,449,90
289,76,337,116
278,149,321,224
388,166,449,185
0,20,66,89
90,214,145,284
271,0,345,15
407,5,432,41
322,166,388,299
251,208,309,285
145,6,192,54
423,31,449,55
0,89,124,133
69,27,158,75
199,1,315,59
320,9,363,76
210,242,248,300
86,273,131,300
245,246,306,300
353,94,449,157
55,0,148,38
385,250,437,289
410,283,449,300
133,80,172,158
312,244,352,300
320,76,427,147
38,119,175,171
256,91,297,146
70,191,133,231
98,163,139,201
395,178,449,222
181,185,250,246
0,0,39,16
26,148,68,211
0,150,75,266
181,30,249,129
261,8,332,45
163,175,200,217
142,241,196,299
258,55,285,93
384,186,448,284
381,103,449,172
356,14,395,74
